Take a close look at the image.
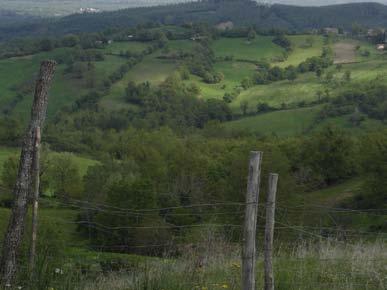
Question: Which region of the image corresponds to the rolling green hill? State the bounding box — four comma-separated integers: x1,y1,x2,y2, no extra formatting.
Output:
232,73,325,111
211,36,286,62
1,33,386,134
0,147,98,177
279,35,325,67
4,1,387,41
223,106,320,136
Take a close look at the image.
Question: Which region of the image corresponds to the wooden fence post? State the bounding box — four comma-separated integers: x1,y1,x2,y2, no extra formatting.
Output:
29,126,41,275
0,60,56,286
242,151,263,290
264,173,279,290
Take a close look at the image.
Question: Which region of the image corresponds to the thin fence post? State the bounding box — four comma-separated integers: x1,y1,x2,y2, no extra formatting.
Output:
0,60,56,286
242,151,263,290
29,126,41,275
264,173,279,290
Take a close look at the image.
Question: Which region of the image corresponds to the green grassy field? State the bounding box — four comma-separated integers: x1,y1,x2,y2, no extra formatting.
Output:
0,147,98,177
0,206,81,245
100,55,177,110
232,72,324,111
103,41,150,55
211,36,285,62
0,54,44,113
166,39,195,54
303,178,363,206
279,35,325,67
0,49,126,120
223,106,320,136
48,152,99,176
1,34,387,136
312,114,386,134
344,59,387,81
184,61,256,100
0,147,18,170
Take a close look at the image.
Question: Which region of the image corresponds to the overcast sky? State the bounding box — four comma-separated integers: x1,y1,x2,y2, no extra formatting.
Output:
271,0,387,5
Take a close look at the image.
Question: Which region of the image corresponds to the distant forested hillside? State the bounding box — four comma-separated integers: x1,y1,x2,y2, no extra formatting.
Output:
2,0,387,41
0,10,39,27
274,0,387,5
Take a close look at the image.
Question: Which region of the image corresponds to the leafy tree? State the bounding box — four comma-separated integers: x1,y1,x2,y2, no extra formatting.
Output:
272,34,291,51
247,28,257,41
1,155,18,193
62,34,80,47
268,66,284,81
240,100,249,115
0,117,23,146
300,126,357,185
257,103,272,113
285,65,298,82
315,67,323,78
324,71,334,84
357,132,387,209
47,154,83,200
253,70,269,84
40,38,55,51
241,77,253,89
343,70,351,83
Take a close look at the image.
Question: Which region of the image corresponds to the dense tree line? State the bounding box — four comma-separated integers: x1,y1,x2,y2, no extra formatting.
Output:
319,82,387,124
4,1,387,41
4,121,380,253
237,46,333,92
1,72,386,253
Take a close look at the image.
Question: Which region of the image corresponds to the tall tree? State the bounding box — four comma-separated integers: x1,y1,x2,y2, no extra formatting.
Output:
0,60,56,286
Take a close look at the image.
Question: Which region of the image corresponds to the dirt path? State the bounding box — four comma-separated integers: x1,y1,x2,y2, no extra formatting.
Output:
334,42,357,64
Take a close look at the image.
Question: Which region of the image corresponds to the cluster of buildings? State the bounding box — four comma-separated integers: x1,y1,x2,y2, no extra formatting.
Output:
322,27,386,51
79,8,100,14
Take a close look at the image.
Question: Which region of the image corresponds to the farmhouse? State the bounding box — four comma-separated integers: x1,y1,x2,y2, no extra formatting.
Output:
191,34,206,41
323,27,339,35
215,21,234,31
79,7,100,14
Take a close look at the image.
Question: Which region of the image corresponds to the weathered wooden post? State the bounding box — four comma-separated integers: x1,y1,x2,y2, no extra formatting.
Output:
264,173,279,290
0,60,56,286
242,151,263,290
29,126,41,275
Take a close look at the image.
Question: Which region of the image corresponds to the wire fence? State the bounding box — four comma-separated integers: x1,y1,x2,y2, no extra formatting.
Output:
2,194,385,289
34,197,387,256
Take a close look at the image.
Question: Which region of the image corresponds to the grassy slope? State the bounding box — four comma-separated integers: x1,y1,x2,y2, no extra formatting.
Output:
303,178,363,206
192,35,326,103
223,105,385,138
0,42,151,120
297,178,385,232
103,41,149,55
279,35,324,67
0,54,43,112
313,114,386,134
100,55,177,110
0,147,18,170
185,61,256,100
211,36,285,62
0,206,81,243
232,72,324,111
0,50,123,120
1,35,387,134
0,148,98,177
223,106,320,136
227,39,386,113
166,39,195,53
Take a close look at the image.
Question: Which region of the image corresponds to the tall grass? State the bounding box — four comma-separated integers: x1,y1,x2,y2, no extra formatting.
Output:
81,237,386,290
